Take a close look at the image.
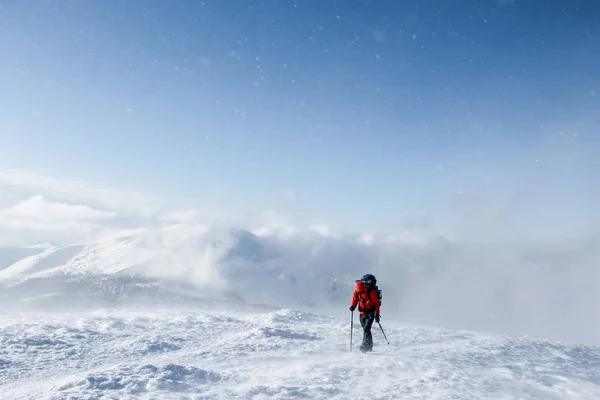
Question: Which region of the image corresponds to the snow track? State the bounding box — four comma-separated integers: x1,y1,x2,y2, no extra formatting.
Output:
1,308,599,399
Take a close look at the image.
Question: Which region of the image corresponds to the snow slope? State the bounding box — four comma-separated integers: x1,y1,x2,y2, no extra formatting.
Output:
0,244,55,271
0,307,599,399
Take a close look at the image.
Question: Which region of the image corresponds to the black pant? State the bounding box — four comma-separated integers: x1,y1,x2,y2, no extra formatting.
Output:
359,313,375,352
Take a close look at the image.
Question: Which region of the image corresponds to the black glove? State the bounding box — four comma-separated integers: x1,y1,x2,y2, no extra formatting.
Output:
349,306,356,312
375,314,380,323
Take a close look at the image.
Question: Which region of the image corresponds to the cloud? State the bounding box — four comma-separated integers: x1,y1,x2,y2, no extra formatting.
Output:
249,210,300,238
0,195,117,245
357,232,376,246
1,195,115,222
0,169,165,217
0,170,168,245
0,169,236,245
308,224,337,237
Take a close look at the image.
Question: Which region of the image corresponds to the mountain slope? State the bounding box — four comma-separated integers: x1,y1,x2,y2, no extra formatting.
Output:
0,227,381,312
0,244,56,272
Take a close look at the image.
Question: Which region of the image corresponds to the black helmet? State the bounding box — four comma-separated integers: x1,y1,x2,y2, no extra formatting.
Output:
360,273,376,287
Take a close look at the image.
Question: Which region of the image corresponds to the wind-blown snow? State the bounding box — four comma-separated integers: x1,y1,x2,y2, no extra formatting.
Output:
0,308,598,399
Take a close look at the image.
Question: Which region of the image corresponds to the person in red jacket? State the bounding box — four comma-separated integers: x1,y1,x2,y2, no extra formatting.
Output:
349,273,380,352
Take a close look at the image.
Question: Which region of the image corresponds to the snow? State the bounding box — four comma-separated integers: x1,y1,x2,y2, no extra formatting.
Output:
0,308,599,399
0,244,86,280
1,173,600,398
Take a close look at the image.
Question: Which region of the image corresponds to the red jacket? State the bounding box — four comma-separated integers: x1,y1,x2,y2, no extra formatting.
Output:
351,281,380,315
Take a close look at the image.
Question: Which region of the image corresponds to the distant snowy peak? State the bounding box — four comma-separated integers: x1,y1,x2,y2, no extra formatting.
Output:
0,224,444,313
0,226,275,285
0,244,87,281
220,229,276,263
27,242,60,250
2,226,450,282
0,246,41,272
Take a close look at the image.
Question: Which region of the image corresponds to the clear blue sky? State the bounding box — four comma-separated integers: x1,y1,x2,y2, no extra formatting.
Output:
1,0,599,239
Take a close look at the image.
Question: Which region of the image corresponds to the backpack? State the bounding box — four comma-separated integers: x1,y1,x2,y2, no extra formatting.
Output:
370,285,382,306
357,285,382,311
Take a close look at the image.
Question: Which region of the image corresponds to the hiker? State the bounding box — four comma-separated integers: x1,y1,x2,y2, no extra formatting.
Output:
349,273,381,352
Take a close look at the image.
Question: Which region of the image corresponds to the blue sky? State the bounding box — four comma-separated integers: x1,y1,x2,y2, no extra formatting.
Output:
1,0,599,239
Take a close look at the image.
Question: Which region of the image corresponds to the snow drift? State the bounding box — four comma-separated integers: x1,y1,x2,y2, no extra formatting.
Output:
1,308,599,399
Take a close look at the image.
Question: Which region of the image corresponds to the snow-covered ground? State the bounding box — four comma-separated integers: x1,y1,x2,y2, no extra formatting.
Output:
1,307,599,400
1,172,600,398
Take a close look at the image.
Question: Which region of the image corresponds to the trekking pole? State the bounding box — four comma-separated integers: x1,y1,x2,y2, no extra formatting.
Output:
378,321,390,345
350,310,354,351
